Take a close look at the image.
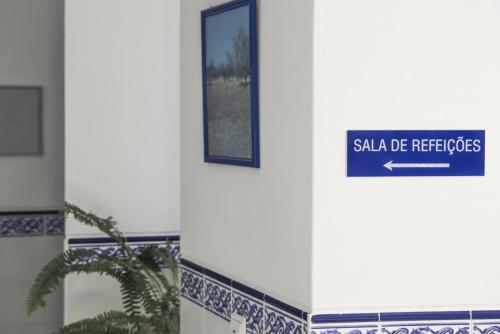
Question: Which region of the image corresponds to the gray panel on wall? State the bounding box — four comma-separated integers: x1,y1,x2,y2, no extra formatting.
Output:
0,87,42,155
0,236,64,333
0,0,64,210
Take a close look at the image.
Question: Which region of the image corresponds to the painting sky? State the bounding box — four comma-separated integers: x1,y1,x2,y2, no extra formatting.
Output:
205,5,249,66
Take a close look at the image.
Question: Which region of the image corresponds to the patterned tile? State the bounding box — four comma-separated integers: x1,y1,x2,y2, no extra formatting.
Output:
205,277,231,320
178,258,308,334
0,215,45,236
472,311,500,334
0,212,65,237
68,237,181,265
45,214,65,235
265,304,303,334
69,244,126,265
382,322,470,334
473,323,500,334
311,324,378,334
310,313,379,334
232,289,265,334
180,267,204,306
168,242,181,262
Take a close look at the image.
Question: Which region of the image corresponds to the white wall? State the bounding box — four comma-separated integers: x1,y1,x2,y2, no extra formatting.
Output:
65,0,180,236
313,0,500,312
0,236,64,333
0,0,64,211
0,0,64,332
65,0,180,323
181,0,313,311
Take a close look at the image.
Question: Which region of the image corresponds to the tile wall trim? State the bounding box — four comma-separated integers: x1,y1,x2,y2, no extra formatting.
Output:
65,240,500,334
380,311,471,322
311,313,379,324
0,211,64,237
68,235,180,245
0,210,60,216
180,258,309,334
311,310,500,334
68,234,181,263
311,311,500,324
472,311,500,320
473,311,500,334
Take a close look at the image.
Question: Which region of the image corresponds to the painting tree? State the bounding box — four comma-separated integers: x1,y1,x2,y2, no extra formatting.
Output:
220,50,235,82
206,57,217,82
232,27,250,83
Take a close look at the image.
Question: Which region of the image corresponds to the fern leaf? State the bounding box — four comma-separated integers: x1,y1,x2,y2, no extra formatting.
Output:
27,249,125,315
64,202,126,245
54,310,140,334
27,249,92,314
28,202,181,333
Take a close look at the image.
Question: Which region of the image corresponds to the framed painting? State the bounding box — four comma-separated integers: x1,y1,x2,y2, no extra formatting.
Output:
201,0,260,168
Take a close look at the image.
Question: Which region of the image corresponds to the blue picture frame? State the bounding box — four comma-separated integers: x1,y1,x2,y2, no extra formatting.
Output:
201,0,260,168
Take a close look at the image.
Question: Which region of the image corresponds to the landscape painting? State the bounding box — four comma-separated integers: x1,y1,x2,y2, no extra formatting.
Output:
202,0,259,167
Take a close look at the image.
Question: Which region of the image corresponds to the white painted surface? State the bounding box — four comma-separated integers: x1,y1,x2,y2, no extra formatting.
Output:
181,298,205,334
65,274,122,324
65,0,180,237
0,236,64,332
0,0,64,331
0,0,64,210
206,309,229,334
313,0,500,312
181,0,313,312
65,0,180,324
230,314,246,334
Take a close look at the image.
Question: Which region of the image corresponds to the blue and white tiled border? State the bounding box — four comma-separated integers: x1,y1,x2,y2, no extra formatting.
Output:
311,311,500,334
0,211,64,237
65,236,500,334
311,313,379,334
473,311,500,334
180,258,308,334
67,235,181,263
380,312,470,334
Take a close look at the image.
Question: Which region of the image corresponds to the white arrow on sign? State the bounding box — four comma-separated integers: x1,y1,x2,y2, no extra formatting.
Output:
384,160,450,171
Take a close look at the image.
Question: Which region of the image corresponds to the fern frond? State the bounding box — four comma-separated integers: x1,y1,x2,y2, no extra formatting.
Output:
136,246,162,272
136,243,179,287
27,248,125,315
54,311,141,334
64,202,126,245
133,242,180,322
119,268,166,319
120,269,143,320
27,202,181,333
27,249,92,314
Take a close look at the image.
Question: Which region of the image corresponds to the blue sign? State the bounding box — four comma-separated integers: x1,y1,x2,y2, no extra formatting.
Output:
347,130,485,177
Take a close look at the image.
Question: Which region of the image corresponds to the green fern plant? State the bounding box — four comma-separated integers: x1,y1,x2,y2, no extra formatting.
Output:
27,202,180,334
